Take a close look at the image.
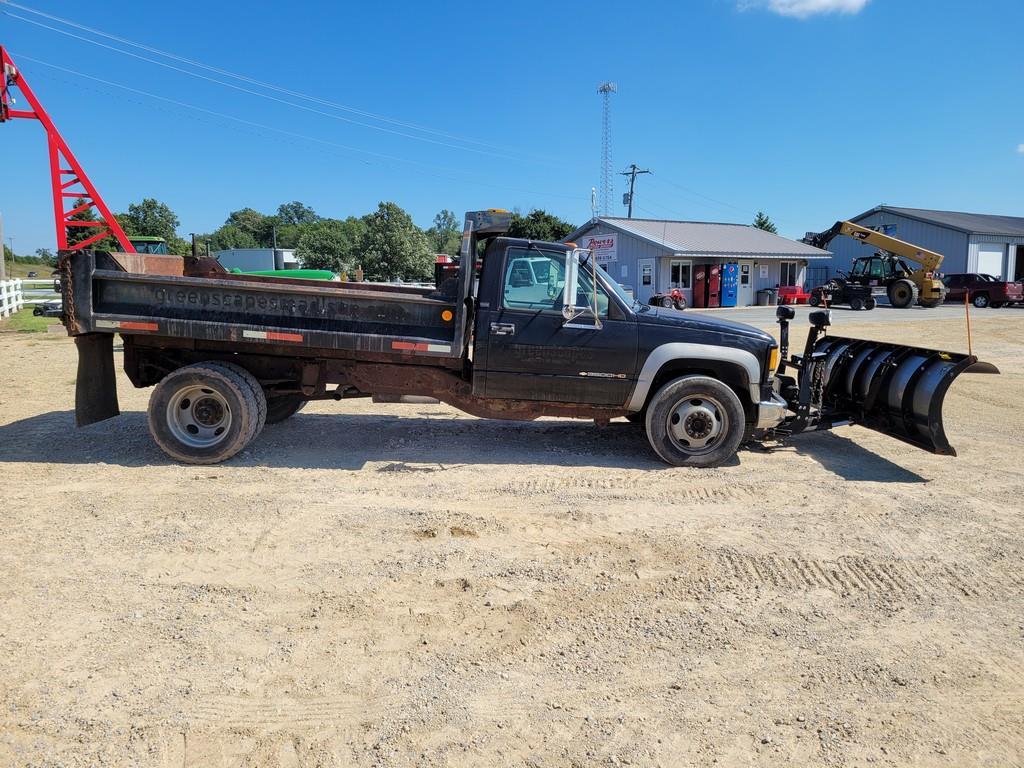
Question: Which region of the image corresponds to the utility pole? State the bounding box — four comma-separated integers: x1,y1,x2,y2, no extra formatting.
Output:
619,164,651,219
0,211,6,280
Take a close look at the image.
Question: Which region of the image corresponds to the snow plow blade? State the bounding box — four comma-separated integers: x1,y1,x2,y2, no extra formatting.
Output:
813,335,998,456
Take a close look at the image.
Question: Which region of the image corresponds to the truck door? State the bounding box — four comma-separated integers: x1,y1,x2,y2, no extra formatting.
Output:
478,246,636,405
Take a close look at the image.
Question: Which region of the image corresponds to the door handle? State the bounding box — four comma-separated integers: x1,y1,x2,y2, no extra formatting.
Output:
490,322,516,336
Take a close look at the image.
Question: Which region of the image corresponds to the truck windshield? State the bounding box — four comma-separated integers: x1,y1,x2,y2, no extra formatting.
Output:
581,253,634,311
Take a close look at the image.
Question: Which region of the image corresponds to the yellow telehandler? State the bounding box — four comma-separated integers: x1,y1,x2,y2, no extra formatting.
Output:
807,221,947,308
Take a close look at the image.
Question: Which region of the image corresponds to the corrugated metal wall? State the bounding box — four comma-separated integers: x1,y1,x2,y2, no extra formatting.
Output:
966,235,1024,278
574,222,672,297
574,221,812,305
823,211,969,278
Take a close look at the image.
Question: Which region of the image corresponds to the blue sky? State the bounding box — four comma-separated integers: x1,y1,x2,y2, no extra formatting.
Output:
1,0,1021,253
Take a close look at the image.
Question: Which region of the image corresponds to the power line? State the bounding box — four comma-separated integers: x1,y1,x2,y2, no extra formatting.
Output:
646,173,756,217
0,0,556,162
2,9,544,165
14,54,591,207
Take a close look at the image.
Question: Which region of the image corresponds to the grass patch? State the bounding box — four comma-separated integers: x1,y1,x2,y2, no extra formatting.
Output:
2,262,53,279
0,308,60,333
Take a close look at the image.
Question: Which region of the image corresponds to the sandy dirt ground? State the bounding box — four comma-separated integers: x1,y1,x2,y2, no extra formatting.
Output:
0,312,1022,767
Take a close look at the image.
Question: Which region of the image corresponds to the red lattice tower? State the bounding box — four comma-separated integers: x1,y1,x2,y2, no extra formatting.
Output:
1,46,134,253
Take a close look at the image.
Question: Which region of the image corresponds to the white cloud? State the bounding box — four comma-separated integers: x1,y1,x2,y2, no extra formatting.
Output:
743,0,871,18
1018,144,1024,154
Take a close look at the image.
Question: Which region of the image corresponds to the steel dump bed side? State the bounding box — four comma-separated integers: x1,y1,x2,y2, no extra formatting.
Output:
64,251,463,361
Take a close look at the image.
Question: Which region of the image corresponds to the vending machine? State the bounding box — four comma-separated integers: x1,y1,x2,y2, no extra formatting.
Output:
706,264,722,308
692,265,708,308
720,263,738,307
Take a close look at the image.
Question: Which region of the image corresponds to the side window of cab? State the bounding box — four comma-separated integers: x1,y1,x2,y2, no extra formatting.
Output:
502,249,566,310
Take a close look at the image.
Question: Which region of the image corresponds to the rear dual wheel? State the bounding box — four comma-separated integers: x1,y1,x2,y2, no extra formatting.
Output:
148,361,266,464
266,395,307,424
645,376,745,467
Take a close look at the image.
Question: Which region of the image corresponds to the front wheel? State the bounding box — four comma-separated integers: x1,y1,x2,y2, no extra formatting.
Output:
888,279,918,308
864,297,877,310
148,362,266,464
808,294,821,307
849,296,865,311
659,296,674,308
645,376,745,467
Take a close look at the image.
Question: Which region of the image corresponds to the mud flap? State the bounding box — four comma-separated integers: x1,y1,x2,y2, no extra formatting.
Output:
813,336,998,456
74,333,120,427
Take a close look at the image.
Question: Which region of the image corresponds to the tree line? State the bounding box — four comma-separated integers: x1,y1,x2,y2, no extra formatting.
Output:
60,197,576,281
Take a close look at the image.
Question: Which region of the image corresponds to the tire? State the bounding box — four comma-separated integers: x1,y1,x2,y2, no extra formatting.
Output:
849,296,865,311
660,296,674,308
990,302,1004,309
888,279,918,308
808,294,821,307
864,297,877,310
210,360,267,435
266,395,307,424
148,361,267,464
673,297,688,311
972,293,990,309
644,376,745,468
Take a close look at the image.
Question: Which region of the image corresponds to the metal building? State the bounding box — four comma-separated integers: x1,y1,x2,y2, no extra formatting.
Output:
820,206,1024,282
212,248,298,272
564,217,831,307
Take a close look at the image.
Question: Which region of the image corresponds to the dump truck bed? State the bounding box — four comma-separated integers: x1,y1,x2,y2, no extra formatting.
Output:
64,251,463,362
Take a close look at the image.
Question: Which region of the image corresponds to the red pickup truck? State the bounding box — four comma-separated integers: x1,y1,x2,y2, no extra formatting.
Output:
942,273,1023,308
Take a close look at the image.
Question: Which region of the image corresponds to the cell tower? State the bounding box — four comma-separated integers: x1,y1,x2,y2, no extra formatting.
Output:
597,81,617,216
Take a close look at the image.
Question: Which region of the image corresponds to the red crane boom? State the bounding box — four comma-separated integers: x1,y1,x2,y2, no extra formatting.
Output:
1,45,135,253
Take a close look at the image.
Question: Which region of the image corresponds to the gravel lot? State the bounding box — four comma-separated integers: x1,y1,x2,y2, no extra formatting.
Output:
1,310,1022,767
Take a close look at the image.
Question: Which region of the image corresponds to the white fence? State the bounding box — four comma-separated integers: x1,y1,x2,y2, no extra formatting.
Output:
0,278,24,318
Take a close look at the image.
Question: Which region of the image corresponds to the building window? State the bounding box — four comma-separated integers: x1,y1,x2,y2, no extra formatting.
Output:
641,264,653,286
780,261,798,286
670,260,691,289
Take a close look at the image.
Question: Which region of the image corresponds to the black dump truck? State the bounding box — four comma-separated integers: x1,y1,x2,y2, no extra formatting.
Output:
61,210,996,467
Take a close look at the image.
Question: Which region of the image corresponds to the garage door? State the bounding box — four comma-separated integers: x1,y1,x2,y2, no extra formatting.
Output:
977,244,1005,278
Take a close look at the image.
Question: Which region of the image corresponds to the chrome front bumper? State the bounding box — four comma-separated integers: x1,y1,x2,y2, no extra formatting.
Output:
755,393,791,429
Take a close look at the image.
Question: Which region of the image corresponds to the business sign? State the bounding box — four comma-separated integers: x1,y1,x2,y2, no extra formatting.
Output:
580,233,617,264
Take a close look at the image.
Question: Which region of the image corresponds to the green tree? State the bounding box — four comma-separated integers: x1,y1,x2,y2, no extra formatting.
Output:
295,217,365,274
116,198,189,253
209,223,259,251
66,197,103,248
426,209,461,255
358,202,433,281
35,248,56,267
507,209,575,242
273,223,304,249
225,207,274,246
276,201,319,226
753,211,778,234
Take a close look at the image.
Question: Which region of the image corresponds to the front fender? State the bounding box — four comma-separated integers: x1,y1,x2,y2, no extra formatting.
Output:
626,343,762,413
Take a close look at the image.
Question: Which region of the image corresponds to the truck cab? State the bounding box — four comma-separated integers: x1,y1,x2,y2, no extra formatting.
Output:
466,232,786,463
